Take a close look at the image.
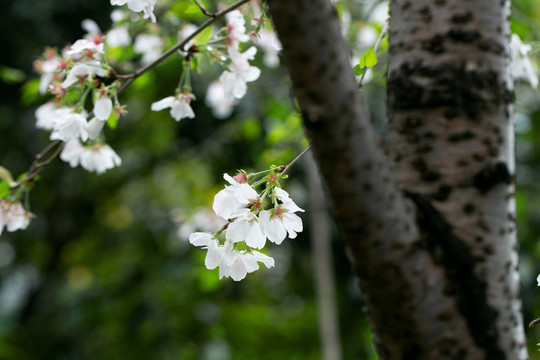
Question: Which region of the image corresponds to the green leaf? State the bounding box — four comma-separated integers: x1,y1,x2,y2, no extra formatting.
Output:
0,66,25,84
107,111,119,130
359,47,378,68
0,166,14,185
0,181,10,199
354,64,366,76
194,26,213,44
190,55,200,73
20,79,41,105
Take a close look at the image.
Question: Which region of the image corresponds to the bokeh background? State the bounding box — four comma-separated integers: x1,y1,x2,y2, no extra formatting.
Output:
0,0,539,359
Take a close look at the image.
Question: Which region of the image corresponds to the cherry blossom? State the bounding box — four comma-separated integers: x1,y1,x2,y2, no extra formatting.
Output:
226,212,266,249
60,138,85,167
36,56,60,95
220,47,261,100
94,94,113,121
111,0,157,23
61,62,108,88
205,80,235,119
189,232,274,281
213,174,259,220
255,29,282,68
81,19,101,37
87,117,106,140
80,144,122,174
151,93,195,121
226,10,250,47
35,102,57,130
259,188,304,245
106,26,131,47
0,200,31,236
133,33,163,65
510,34,538,88
67,35,105,58
49,108,89,142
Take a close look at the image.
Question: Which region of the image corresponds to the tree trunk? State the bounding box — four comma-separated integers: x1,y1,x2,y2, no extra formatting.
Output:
267,0,528,358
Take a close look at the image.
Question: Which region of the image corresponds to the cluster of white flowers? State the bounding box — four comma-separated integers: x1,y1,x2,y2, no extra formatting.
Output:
189,172,304,281
204,11,263,119
111,0,158,23
34,101,122,174
510,33,539,89
0,200,31,236
31,17,126,175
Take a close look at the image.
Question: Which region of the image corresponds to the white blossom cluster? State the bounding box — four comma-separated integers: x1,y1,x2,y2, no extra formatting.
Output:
189,172,304,281
33,19,125,174
111,0,158,23
0,200,31,236
204,11,265,119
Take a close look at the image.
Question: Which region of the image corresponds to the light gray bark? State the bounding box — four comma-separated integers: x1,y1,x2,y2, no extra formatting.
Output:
306,154,342,360
267,0,527,358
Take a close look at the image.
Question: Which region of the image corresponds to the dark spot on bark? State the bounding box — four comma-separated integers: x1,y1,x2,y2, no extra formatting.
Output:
363,182,372,191
473,162,511,193
443,108,459,120
416,143,433,154
401,0,411,10
422,35,445,54
484,245,494,255
412,158,442,182
412,158,427,172
316,63,328,75
405,116,423,128
472,153,485,162
407,133,419,143
363,161,372,170
463,203,475,214
423,131,436,140
448,130,475,142
475,236,483,243
477,218,490,232
423,171,441,182
447,29,481,43
419,6,432,23
432,184,452,201
435,0,445,5
451,12,473,24
388,62,504,120
457,159,469,167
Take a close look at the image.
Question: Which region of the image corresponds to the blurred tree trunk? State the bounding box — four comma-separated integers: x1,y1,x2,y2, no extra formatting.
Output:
268,0,528,358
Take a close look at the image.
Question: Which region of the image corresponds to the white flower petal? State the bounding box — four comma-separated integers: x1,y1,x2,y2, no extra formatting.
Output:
94,96,113,121
87,117,105,140
151,96,176,111
189,232,214,247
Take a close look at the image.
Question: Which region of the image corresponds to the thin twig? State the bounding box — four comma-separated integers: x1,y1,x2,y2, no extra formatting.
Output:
358,17,390,90
193,0,216,18
12,141,65,191
280,145,312,176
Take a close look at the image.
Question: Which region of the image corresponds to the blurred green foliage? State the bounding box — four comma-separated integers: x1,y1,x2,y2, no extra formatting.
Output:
0,0,539,359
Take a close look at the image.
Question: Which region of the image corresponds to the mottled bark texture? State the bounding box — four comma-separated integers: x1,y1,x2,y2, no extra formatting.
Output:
267,0,527,358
